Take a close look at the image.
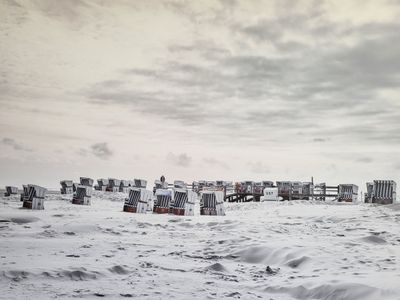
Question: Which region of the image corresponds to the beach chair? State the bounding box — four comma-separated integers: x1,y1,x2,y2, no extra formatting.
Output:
119,180,131,193
60,180,74,194
80,177,94,187
153,189,172,214
260,187,281,201
171,188,196,216
123,188,152,213
107,178,120,192
22,185,46,210
20,185,28,201
95,178,109,191
371,180,396,205
134,179,147,188
200,190,225,216
338,184,358,202
4,186,18,197
73,182,80,192
72,185,92,205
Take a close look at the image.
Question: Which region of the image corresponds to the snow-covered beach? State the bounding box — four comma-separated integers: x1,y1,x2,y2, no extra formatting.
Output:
1,192,399,299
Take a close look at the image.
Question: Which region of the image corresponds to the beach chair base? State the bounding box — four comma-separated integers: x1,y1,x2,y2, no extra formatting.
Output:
106,187,119,192
72,197,91,205
154,207,170,214
123,205,137,213
200,208,217,215
23,201,32,209
22,198,44,210
172,208,185,216
374,199,393,205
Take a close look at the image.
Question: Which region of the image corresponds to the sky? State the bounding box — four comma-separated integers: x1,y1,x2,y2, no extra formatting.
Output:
1,0,399,190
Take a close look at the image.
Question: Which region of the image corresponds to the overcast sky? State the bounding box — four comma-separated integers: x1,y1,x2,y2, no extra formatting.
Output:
1,0,399,190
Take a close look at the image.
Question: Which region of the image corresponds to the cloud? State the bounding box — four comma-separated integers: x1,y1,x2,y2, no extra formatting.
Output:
1,137,32,152
77,148,88,157
86,17,400,147
313,138,327,142
167,152,192,167
203,157,230,169
91,142,113,160
357,157,373,163
248,161,271,174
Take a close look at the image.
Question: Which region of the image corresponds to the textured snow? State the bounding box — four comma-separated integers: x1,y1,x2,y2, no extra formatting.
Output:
1,192,400,299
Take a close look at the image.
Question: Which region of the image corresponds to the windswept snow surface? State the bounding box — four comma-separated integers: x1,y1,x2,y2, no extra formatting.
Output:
1,192,400,299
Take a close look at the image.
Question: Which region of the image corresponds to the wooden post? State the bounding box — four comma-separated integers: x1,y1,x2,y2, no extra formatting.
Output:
311,176,314,201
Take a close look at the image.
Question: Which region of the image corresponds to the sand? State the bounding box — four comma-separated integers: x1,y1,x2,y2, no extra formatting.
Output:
1,192,400,299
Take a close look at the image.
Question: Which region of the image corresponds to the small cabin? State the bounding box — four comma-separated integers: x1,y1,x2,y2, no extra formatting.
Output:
215,180,224,187
171,188,196,216
134,179,147,188
200,190,225,216
95,178,109,191
4,186,18,197
291,182,304,198
22,184,46,210
276,181,305,200
236,181,254,194
338,184,358,202
301,182,312,200
367,180,397,205
253,181,274,195
215,181,233,189
107,178,121,192
153,188,172,214
72,185,92,205
60,180,74,194
123,188,152,213
276,181,291,199
260,187,280,201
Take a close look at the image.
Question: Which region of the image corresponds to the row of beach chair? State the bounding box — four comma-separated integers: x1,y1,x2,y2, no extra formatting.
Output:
6,178,225,215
